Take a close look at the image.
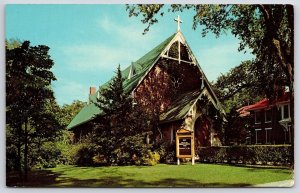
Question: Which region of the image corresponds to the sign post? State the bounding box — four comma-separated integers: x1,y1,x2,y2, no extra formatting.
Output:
176,128,195,165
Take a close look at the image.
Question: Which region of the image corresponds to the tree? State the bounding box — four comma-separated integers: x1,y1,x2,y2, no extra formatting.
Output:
92,65,151,165
212,60,277,144
6,40,58,179
212,60,266,112
126,4,294,128
60,100,86,128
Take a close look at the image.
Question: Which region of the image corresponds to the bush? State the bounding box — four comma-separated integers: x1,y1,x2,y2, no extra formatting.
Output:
114,134,151,166
33,142,61,169
140,150,160,166
155,142,176,163
6,144,18,172
74,143,97,166
92,154,107,165
56,142,82,165
198,145,293,166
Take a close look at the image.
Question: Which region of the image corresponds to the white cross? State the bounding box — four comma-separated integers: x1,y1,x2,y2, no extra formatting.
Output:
174,15,183,32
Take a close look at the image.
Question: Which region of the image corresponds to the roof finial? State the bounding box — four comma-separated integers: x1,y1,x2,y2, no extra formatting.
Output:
174,15,183,32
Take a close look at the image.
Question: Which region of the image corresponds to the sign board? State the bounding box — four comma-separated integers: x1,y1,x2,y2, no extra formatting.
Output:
176,128,195,165
179,137,192,155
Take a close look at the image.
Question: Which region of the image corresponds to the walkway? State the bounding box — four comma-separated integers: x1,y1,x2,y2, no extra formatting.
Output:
252,180,294,187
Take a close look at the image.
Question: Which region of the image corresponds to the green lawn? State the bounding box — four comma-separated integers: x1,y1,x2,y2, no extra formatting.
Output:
7,164,293,187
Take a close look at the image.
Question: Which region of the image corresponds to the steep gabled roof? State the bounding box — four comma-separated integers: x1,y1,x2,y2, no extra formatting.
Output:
68,30,226,130
67,33,176,130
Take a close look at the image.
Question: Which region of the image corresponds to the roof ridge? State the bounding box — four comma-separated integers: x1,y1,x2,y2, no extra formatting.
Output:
86,33,177,100
67,33,177,130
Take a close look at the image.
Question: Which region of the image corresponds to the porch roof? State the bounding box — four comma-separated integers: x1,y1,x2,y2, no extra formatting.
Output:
159,89,202,123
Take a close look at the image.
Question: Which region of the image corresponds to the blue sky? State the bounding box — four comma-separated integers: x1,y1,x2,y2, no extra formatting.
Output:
6,4,255,106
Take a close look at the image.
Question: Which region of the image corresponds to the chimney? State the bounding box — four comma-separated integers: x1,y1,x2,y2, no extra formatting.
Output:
89,86,96,96
88,86,96,104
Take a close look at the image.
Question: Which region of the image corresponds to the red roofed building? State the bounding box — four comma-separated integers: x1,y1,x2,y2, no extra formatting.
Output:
237,91,292,144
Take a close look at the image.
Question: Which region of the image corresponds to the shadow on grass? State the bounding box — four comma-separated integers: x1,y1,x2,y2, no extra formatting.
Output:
51,176,252,187
7,170,251,187
215,163,291,169
216,163,293,173
6,170,63,187
8,163,292,188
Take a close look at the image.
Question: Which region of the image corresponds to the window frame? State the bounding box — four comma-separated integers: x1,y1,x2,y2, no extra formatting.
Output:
265,108,272,123
282,104,290,119
255,128,262,144
255,111,262,124
265,127,272,144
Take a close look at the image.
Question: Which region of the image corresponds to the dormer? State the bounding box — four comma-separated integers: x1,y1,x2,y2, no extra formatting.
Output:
128,62,136,79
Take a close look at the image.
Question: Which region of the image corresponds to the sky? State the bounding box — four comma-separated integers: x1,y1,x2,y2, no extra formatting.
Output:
6,4,255,106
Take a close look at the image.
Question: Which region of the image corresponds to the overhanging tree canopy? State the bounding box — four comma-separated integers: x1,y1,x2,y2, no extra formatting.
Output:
126,4,294,130
126,4,294,97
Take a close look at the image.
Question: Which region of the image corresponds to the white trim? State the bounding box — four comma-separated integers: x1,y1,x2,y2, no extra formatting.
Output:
128,63,136,79
276,101,290,106
265,127,272,144
132,32,181,95
161,55,194,65
179,32,225,116
255,128,261,144
185,88,218,120
178,39,181,63
278,104,291,120
131,31,225,117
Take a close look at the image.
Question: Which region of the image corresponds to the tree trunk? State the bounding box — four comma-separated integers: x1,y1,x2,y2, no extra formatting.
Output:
259,4,294,138
24,120,28,180
258,5,294,89
17,123,22,179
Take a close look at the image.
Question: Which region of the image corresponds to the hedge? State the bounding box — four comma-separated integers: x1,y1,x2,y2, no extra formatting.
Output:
198,145,293,166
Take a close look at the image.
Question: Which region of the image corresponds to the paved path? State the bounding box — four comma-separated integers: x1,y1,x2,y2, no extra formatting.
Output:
252,180,294,187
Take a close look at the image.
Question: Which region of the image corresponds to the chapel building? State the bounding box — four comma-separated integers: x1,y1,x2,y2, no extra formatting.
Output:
67,17,226,150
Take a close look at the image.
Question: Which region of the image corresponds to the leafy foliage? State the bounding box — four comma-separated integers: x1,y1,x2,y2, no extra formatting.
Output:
126,4,294,130
74,143,97,166
32,142,61,169
6,40,61,178
213,61,259,103
127,4,293,94
222,108,251,145
59,100,86,128
139,150,160,166
92,65,152,166
155,142,176,163
198,145,293,167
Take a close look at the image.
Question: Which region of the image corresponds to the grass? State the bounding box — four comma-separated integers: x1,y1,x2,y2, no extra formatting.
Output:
7,163,294,187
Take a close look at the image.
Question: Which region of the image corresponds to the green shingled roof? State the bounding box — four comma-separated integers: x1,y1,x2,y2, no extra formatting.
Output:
67,33,176,130
159,89,202,123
